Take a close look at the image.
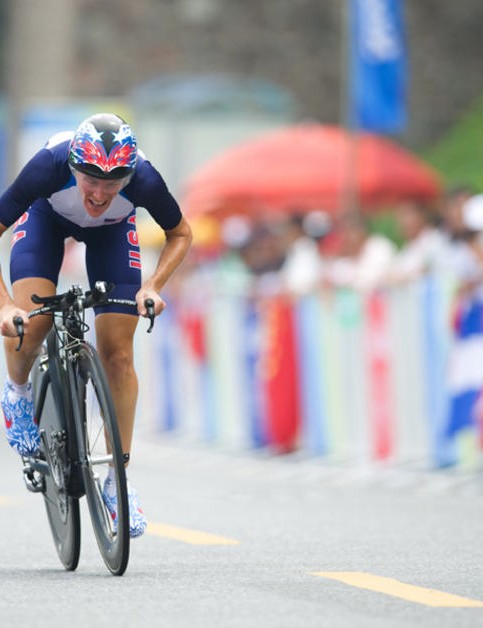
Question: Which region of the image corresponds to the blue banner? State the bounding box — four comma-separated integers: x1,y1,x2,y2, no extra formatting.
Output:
349,0,407,133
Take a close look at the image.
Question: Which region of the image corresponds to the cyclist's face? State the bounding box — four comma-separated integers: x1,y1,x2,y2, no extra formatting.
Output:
75,172,127,217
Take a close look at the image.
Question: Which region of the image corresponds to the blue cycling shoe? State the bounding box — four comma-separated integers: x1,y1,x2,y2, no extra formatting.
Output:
102,477,148,539
1,380,40,457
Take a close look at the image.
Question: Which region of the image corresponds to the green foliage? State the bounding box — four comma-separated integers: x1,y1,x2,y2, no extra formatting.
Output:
424,94,483,193
368,212,403,247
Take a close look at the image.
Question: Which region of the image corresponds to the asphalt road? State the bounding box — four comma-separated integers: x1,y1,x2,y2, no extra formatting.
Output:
0,432,482,628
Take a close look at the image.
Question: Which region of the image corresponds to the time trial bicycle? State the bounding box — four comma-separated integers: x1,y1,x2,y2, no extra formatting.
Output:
13,281,154,576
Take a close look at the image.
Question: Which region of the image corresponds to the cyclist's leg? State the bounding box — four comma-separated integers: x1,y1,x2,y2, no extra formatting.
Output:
83,210,142,458
2,202,66,455
94,312,138,456
4,202,67,380
94,314,147,537
2,278,57,455
4,277,57,382
83,213,146,536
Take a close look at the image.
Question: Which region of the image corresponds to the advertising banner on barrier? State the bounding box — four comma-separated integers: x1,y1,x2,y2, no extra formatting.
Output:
147,278,476,472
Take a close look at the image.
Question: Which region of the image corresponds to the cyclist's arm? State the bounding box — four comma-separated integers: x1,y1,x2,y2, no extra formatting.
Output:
0,223,30,336
136,216,192,316
0,147,69,336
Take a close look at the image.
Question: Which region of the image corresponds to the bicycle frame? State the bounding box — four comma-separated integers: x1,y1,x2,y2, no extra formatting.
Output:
23,317,83,495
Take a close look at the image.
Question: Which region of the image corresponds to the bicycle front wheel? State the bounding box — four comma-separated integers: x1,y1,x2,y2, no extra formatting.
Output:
71,343,129,576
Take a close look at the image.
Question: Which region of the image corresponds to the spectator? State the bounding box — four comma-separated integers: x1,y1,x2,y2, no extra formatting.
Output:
436,185,477,287
439,185,476,242
385,200,448,284
447,194,483,305
323,212,396,292
237,221,286,296
278,213,326,296
440,186,475,241
445,194,483,439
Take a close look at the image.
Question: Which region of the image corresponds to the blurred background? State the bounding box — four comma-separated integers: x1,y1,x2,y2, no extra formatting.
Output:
2,0,483,476
3,0,483,185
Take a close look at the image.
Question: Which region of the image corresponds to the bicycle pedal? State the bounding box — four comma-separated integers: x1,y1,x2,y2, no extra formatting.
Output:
22,465,45,494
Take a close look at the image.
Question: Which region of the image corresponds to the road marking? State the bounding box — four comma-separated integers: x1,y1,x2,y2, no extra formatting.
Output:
310,572,483,608
147,522,240,546
0,495,20,507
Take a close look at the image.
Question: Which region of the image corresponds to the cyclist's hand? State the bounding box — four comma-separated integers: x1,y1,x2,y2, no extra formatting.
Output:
135,288,166,317
0,304,29,337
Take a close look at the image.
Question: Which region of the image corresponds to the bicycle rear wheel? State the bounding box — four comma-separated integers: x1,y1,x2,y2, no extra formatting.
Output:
72,342,129,576
33,332,81,571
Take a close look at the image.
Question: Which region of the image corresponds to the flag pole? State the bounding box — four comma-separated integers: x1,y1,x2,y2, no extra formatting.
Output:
340,0,359,216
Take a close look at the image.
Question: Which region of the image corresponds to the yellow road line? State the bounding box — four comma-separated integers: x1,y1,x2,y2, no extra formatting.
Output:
0,495,20,507
147,522,240,546
310,572,483,608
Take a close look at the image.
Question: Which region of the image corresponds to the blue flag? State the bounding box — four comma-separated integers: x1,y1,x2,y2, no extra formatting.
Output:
349,0,407,133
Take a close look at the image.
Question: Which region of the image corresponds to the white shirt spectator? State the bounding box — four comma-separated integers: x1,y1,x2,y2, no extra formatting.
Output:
281,236,323,295
387,227,449,283
325,234,397,293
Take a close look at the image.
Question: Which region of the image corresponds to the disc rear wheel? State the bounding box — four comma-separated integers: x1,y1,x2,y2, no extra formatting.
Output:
33,336,81,571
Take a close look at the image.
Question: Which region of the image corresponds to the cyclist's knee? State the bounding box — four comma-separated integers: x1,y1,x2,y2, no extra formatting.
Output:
95,315,136,379
99,347,135,379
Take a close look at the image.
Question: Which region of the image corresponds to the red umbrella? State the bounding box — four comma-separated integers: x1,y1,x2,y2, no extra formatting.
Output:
182,124,441,217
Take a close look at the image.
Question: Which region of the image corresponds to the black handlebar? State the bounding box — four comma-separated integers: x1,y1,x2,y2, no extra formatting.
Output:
145,298,155,334
13,316,24,352
14,283,157,351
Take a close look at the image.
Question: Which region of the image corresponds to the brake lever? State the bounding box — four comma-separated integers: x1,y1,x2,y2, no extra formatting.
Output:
13,316,25,352
144,298,155,334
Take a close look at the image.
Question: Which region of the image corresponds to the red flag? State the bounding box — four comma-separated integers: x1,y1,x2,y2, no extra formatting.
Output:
366,292,394,460
182,313,207,362
261,297,301,453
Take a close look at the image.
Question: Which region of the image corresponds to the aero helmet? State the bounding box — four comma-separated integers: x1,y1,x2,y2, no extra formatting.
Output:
69,113,137,180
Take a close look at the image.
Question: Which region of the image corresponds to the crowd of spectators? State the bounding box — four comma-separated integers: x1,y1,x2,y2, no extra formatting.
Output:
187,186,480,300
169,186,483,443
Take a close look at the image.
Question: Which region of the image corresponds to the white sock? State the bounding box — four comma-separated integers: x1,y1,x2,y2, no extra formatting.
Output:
106,468,131,497
107,466,116,483
6,376,30,396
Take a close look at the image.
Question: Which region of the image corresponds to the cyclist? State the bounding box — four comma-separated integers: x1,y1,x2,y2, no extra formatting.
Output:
0,113,192,537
